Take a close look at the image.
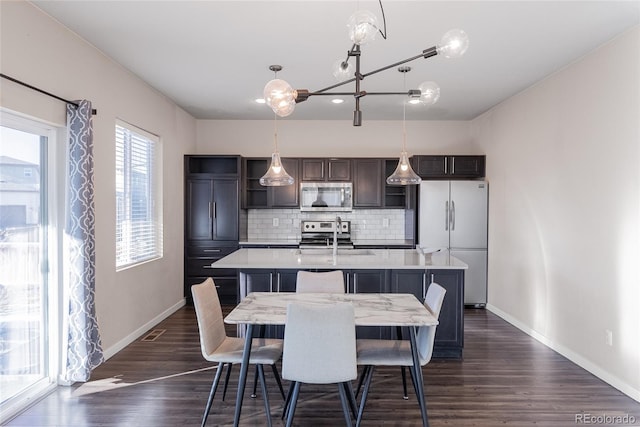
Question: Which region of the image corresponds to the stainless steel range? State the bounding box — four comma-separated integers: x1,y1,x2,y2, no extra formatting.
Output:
299,219,353,248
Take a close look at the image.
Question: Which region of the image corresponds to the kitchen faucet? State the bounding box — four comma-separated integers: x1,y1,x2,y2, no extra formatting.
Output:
333,216,342,256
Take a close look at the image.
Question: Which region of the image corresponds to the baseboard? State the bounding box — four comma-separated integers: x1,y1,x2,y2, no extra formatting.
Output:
486,303,640,403
102,299,186,361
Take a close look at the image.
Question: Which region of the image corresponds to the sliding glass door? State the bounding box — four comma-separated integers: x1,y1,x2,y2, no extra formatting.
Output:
0,113,58,420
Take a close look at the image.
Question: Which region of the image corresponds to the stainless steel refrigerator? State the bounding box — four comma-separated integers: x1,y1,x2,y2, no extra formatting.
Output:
418,181,488,306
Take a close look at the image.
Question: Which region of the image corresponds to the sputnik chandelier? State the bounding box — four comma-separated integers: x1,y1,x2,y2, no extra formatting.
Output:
262,2,469,126
260,1,469,186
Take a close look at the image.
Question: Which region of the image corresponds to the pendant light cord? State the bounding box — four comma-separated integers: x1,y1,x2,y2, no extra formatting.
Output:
402,72,407,152
273,111,279,152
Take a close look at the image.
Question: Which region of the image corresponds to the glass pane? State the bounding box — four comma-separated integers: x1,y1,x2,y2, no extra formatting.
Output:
0,126,46,404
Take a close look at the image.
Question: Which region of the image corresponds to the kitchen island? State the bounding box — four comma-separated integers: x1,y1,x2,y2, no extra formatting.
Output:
210,248,467,358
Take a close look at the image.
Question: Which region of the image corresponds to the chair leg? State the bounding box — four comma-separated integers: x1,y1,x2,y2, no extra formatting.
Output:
251,364,259,398
355,365,375,427
285,382,301,427
270,363,286,401
221,362,233,401
354,365,369,398
401,366,409,400
282,381,294,420
342,381,358,420
257,364,272,427
201,363,225,427
337,382,353,427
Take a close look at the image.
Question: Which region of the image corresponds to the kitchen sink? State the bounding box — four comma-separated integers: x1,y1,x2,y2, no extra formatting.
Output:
295,248,375,256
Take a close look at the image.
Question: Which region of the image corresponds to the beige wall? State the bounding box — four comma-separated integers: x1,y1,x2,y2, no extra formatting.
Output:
196,120,474,157
472,26,640,400
0,2,196,357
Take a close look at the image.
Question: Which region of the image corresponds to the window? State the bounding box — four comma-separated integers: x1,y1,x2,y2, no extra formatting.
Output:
115,121,162,269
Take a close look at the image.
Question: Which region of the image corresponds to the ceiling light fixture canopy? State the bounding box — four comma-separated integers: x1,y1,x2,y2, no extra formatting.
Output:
262,1,469,126
386,66,422,186
260,65,295,187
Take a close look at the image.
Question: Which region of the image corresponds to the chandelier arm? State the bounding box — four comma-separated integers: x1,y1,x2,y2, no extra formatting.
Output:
362,48,437,79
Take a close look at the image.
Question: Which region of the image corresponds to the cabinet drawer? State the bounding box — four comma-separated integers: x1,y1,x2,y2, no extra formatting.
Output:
187,246,237,258
186,276,237,304
186,258,236,277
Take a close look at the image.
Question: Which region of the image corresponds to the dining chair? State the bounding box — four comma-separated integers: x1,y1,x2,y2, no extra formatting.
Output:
191,278,286,427
296,270,345,293
354,282,446,427
281,302,358,427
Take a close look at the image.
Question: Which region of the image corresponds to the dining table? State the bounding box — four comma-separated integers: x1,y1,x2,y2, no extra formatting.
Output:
224,291,439,427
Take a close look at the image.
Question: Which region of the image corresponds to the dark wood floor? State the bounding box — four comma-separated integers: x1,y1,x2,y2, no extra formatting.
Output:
7,307,640,427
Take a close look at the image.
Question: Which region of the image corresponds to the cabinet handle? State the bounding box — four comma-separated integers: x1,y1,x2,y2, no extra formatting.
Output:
353,272,358,294
276,272,281,292
445,201,449,231
444,157,448,174
269,273,274,293
208,202,212,218
451,200,456,231
346,273,350,293
422,273,427,301
203,249,221,253
451,157,455,174
212,202,216,219
431,273,435,283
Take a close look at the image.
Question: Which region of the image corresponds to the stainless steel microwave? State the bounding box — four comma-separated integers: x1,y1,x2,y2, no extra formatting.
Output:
300,182,353,212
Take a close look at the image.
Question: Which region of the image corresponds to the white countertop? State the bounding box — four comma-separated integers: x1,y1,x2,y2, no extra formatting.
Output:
211,248,468,270
239,239,414,247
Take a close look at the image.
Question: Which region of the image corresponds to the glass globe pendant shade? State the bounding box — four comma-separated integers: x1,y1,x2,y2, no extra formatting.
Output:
437,29,469,59
260,152,294,186
386,151,422,185
332,59,353,81
347,10,379,45
263,78,296,116
418,81,441,105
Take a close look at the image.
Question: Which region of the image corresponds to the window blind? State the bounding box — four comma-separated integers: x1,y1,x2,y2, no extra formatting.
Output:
115,123,161,269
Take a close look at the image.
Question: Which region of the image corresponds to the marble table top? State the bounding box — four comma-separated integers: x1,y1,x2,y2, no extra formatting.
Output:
224,292,438,327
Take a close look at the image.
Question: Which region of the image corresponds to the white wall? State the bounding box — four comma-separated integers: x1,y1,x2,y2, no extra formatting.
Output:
0,2,196,356
472,26,640,400
196,120,474,157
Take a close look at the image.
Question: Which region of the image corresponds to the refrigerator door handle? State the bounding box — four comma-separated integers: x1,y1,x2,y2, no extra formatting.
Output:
451,200,456,231
445,201,449,231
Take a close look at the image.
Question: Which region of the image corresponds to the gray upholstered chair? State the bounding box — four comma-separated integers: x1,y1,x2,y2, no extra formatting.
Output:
354,282,446,426
296,270,345,293
281,302,358,427
191,278,285,427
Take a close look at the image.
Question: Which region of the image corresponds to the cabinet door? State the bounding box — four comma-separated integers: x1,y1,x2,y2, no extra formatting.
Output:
389,270,426,300
450,156,485,178
239,269,273,299
271,158,299,207
186,179,213,240
349,269,389,339
212,179,239,241
353,159,382,207
416,155,448,178
301,159,325,181
427,269,464,358
327,159,351,181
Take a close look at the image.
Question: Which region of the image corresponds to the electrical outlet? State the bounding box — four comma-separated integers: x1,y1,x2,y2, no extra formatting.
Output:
272,218,279,227
605,329,613,346
382,218,389,228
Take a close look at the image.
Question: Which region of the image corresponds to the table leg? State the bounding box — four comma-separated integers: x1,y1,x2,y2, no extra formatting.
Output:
233,324,254,427
409,326,429,427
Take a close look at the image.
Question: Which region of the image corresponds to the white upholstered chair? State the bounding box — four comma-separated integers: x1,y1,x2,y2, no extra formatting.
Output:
296,270,345,293
282,302,358,427
354,282,446,426
191,278,285,427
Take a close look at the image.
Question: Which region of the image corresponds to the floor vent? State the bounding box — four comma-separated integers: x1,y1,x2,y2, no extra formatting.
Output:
141,329,166,342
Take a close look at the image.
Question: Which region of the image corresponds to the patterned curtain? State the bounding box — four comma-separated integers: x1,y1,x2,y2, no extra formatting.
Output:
62,100,103,383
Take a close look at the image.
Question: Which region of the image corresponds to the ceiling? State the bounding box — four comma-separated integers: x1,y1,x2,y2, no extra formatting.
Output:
32,1,639,122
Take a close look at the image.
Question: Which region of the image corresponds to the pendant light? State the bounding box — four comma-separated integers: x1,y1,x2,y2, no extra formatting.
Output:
260,66,294,187
386,67,422,185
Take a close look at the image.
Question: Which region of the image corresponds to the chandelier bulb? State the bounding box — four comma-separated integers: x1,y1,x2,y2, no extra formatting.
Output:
437,29,469,59
347,9,379,45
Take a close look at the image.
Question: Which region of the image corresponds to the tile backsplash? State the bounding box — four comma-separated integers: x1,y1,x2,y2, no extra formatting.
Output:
246,209,406,241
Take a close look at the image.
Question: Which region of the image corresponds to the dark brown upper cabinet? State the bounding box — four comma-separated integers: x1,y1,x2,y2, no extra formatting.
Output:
415,155,485,179
301,158,351,181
